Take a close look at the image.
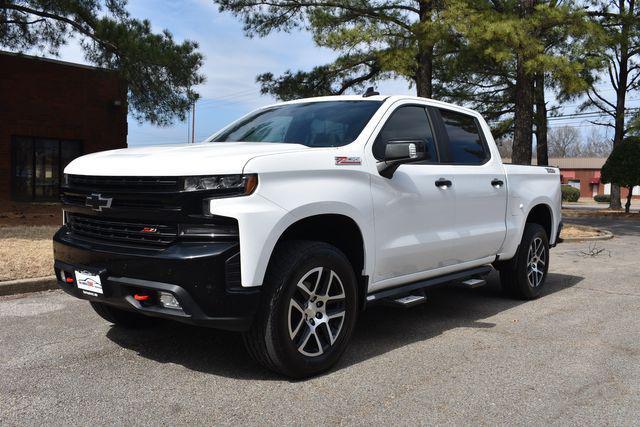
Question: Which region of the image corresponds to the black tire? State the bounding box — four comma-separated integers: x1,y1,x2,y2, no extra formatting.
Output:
90,302,156,328
243,240,359,378
499,223,550,300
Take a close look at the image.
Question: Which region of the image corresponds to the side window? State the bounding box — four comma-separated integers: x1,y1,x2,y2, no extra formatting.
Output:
439,109,488,164
373,106,437,162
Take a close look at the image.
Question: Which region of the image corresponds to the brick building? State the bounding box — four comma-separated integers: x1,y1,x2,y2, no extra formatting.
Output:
548,157,639,200
0,51,127,202
505,157,639,199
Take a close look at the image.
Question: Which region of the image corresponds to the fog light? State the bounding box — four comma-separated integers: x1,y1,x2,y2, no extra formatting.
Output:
158,291,181,309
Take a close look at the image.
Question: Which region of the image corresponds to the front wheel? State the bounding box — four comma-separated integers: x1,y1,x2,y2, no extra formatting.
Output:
243,241,358,378
499,223,550,300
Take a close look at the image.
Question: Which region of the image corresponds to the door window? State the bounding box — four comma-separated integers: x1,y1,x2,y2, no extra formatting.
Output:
11,136,83,201
438,109,488,164
373,106,437,162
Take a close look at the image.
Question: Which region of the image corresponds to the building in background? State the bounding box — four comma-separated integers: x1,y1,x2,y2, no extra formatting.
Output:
548,157,639,200
551,157,606,199
0,51,127,202
505,157,639,199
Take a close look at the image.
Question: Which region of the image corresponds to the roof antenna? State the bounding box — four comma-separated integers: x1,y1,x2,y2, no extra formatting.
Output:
362,87,379,98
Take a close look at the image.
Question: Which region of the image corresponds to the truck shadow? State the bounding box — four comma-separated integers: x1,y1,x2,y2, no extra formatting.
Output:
105,271,583,381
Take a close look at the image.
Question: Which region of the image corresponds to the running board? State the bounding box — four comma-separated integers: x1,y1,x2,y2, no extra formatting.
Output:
366,265,493,304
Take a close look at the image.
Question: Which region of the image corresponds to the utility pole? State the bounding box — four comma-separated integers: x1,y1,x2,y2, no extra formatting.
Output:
186,107,191,144
191,102,196,144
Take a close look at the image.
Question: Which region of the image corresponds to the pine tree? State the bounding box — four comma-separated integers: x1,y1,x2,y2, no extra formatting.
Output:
215,0,461,99
444,0,600,164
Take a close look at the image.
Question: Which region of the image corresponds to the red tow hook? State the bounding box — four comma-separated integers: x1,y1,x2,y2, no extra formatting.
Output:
65,277,74,284
133,294,151,302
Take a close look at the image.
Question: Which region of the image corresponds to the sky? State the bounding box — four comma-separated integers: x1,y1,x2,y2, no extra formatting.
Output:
38,0,414,146
22,0,638,147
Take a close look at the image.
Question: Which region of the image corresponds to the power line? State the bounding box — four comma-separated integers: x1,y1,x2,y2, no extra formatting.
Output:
197,89,260,106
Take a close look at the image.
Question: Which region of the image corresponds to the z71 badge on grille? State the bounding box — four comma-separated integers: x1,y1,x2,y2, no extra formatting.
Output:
335,156,362,166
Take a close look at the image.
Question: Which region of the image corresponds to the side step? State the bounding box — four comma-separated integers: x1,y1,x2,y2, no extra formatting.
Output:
385,292,427,308
366,265,493,305
459,278,486,288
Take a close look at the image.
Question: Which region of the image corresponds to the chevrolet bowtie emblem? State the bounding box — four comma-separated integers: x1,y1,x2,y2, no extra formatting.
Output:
85,193,113,212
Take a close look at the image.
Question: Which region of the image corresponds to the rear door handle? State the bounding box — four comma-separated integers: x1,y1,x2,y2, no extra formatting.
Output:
491,179,504,188
435,178,452,189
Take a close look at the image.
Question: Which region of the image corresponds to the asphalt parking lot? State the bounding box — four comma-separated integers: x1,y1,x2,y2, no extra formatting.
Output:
1,217,639,425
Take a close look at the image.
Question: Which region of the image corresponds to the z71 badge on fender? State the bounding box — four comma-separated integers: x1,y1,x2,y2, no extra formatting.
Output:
335,156,362,165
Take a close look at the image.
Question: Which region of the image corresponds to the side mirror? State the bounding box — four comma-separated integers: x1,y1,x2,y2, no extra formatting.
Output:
377,139,427,179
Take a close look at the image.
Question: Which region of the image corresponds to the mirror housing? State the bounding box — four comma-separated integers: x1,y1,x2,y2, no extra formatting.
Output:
377,139,427,179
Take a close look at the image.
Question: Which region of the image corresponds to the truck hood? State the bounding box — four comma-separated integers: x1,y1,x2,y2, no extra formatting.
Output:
64,142,308,176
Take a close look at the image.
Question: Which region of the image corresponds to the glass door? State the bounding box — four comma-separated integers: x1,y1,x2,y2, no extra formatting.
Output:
34,138,60,200
11,136,83,201
11,137,34,201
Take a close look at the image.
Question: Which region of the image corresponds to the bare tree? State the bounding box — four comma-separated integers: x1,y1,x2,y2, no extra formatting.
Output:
497,137,514,159
581,129,613,156
584,0,640,209
548,126,582,157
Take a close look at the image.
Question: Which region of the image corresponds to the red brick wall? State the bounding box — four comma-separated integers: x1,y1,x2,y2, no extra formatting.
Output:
561,168,639,199
0,52,127,200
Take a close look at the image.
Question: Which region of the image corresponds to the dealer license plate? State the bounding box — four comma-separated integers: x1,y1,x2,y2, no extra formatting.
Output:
75,270,103,295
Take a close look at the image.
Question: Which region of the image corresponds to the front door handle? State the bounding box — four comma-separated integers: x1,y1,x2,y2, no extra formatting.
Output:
435,178,452,189
491,179,504,188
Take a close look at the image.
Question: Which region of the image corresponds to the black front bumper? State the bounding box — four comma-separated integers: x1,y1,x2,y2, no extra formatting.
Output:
53,227,260,331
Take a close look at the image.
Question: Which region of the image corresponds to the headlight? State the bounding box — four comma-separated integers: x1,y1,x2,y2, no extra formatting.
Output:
182,174,258,196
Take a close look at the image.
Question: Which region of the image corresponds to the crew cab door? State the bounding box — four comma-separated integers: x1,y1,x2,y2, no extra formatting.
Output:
429,107,507,263
369,104,457,289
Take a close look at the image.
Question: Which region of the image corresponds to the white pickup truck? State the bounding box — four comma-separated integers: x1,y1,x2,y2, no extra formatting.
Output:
54,94,562,378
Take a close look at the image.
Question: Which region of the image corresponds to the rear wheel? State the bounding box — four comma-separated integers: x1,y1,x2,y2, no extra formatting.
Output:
243,241,358,378
499,223,550,300
90,302,156,328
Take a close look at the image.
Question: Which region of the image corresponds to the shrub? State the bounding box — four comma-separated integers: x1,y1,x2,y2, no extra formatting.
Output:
561,185,580,202
601,137,640,212
594,194,610,203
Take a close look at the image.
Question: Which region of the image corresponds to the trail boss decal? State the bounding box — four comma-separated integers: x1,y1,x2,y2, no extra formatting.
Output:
335,156,362,166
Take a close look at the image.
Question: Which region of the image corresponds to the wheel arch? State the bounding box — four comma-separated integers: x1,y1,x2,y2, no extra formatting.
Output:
267,213,369,309
525,203,553,239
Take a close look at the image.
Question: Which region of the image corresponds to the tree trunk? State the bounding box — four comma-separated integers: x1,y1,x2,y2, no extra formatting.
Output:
625,187,633,213
609,0,631,210
415,47,433,98
512,55,534,165
415,1,434,98
512,0,536,165
535,72,548,166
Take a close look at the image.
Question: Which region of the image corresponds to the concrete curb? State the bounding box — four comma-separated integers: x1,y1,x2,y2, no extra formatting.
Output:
0,276,57,297
561,229,614,243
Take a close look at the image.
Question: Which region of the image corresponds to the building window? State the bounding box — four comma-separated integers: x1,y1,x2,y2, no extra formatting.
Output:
567,179,581,191
11,136,82,201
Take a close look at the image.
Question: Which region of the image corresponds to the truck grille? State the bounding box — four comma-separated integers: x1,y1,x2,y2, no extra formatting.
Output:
61,193,181,212
66,213,178,247
67,175,181,193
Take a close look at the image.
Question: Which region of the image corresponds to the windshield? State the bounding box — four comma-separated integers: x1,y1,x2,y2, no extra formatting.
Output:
210,101,383,147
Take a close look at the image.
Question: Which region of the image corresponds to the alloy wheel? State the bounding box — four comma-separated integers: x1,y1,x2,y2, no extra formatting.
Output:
527,236,546,288
287,267,346,357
